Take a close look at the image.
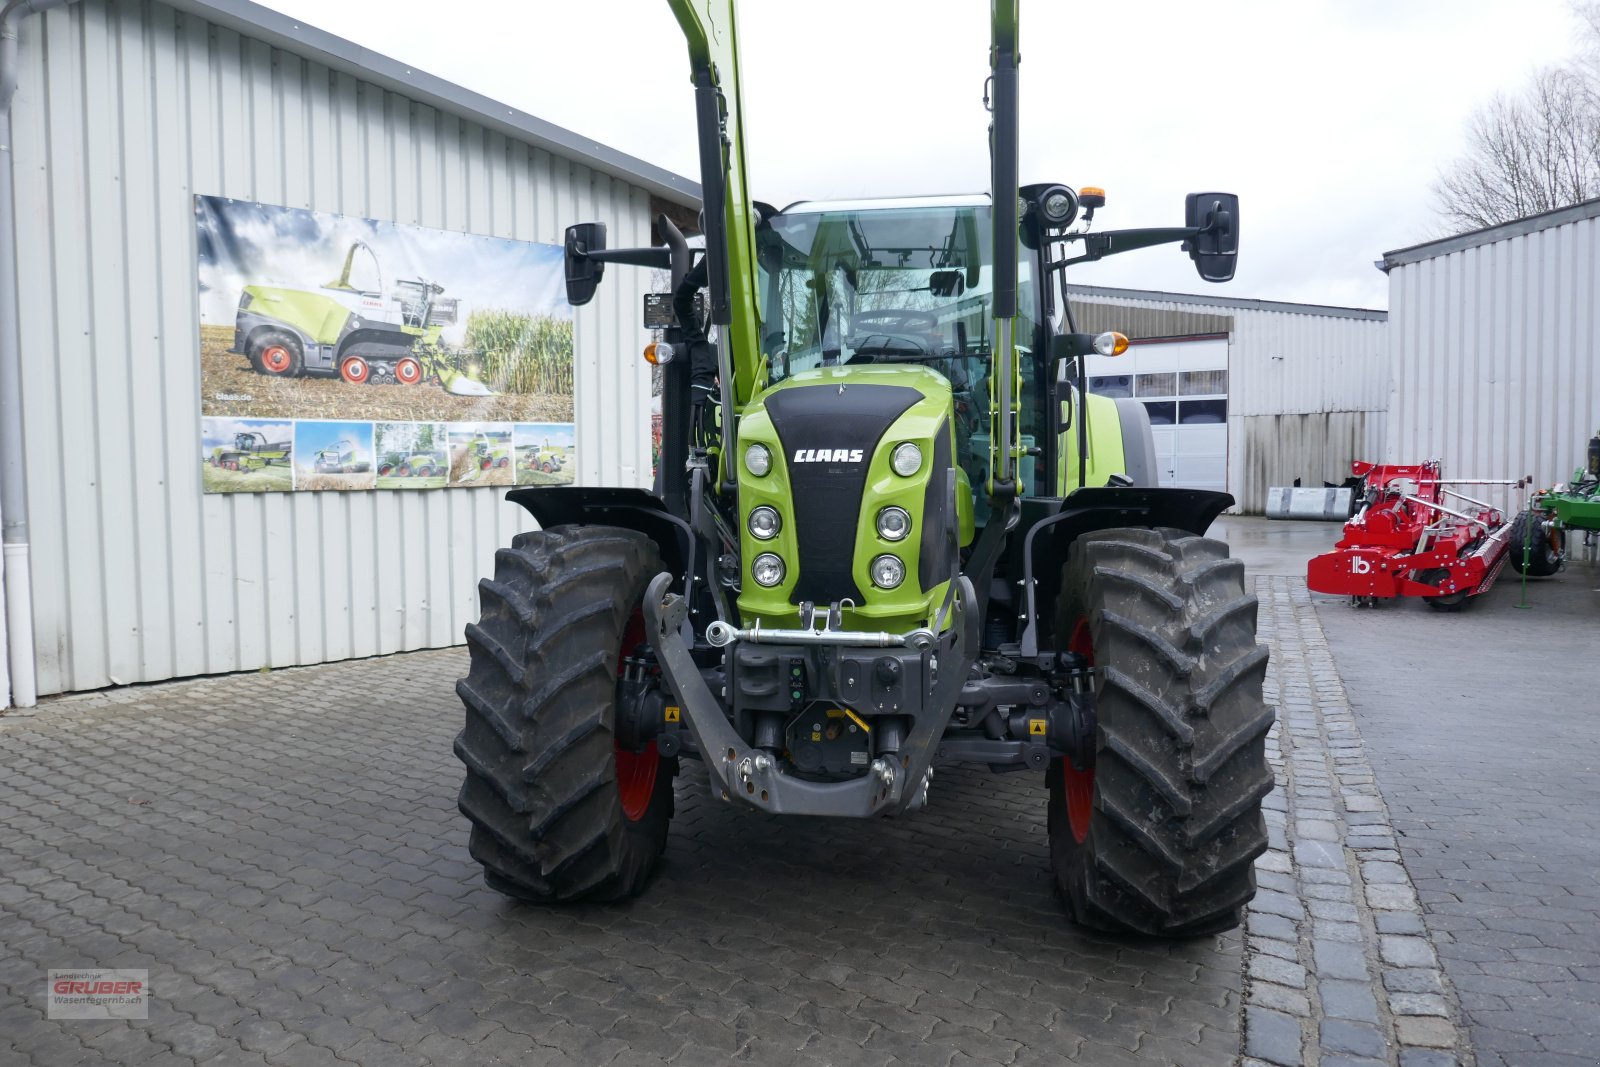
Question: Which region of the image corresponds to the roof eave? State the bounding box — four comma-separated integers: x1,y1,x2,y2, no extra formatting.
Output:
164,0,701,208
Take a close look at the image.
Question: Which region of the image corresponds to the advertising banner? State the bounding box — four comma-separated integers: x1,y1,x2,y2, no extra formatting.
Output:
195,196,576,493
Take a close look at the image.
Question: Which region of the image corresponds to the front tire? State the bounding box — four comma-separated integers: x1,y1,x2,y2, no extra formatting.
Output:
1051,527,1273,936
248,329,303,377
454,526,676,902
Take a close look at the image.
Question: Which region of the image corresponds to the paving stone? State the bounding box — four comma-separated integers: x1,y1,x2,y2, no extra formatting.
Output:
1318,980,1380,1023
1389,992,1450,1017
1375,912,1427,936
1393,1015,1458,1049
1312,940,1370,982
1319,1019,1389,1059
1249,955,1307,989
1380,936,1439,969
1244,1006,1304,1067
1397,1051,1459,1067
1250,982,1311,1016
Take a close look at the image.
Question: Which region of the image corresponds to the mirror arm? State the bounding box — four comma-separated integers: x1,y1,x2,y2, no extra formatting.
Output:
1047,225,1202,269
583,246,675,270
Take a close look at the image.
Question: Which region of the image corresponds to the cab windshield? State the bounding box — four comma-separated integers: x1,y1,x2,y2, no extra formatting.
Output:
757,201,1036,379
755,200,1042,494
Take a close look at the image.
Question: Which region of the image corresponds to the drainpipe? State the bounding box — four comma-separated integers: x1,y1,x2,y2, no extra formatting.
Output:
1,0,75,707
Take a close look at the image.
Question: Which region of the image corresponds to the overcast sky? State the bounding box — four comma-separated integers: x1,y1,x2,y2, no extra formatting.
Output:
261,0,1584,310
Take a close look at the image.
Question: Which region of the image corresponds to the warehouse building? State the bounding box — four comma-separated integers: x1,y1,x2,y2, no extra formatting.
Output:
1069,285,1390,514
1380,197,1600,489
0,0,695,706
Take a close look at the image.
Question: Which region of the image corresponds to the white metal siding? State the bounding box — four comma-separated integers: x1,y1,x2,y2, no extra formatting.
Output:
1074,291,1389,513
1387,217,1600,490
9,0,658,696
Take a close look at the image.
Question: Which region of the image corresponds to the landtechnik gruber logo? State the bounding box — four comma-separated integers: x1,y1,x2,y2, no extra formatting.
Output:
47,969,149,1019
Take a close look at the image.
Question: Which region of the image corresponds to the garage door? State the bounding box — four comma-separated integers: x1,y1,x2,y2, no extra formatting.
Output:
1084,336,1229,493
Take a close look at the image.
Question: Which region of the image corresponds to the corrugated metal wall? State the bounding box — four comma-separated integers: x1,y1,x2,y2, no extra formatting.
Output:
1070,288,1389,513
1387,215,1600,490
8,0,660,696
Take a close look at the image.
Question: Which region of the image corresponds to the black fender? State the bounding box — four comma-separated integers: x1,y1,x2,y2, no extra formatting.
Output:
1015,487,1234,656
505,486,692,582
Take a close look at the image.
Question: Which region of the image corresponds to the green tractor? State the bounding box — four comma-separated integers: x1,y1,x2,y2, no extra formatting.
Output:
1510,429,1600,576
378,449,446,478
230,240,493,396
468,432,511,471
519,443,565,474
453,0,1271,937
312,438,370,475
212,430,291,472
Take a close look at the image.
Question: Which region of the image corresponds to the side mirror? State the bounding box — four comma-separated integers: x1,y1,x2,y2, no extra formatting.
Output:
1184,192,1239,283
564,222,607,306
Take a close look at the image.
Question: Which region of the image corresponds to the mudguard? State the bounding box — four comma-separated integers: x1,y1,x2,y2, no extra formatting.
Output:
506,487,692,579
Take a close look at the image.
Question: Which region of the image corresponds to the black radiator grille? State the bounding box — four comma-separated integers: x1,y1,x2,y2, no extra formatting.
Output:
764,383,922,604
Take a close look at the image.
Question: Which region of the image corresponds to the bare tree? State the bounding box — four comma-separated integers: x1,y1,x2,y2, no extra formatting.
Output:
1435,8,1600,232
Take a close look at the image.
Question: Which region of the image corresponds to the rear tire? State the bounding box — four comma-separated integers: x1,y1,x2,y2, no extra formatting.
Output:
454,526,676,902
1505,509,1561,577
1050,527,1273,936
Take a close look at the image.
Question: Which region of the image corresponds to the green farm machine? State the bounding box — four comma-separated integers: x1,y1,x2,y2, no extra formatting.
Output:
468,433,511,471
230,240,493,396
211,430,291,472
312,439,370,475
453,0,1272,936
519,443,565,475
378,450,446,478
1511,430,1600,576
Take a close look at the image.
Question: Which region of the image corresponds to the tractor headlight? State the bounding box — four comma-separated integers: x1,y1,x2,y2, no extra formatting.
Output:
870,554,905,590
891,442,922,477
876,506,911,542
748,506,781,541
752,553,786,588
745,442,772,477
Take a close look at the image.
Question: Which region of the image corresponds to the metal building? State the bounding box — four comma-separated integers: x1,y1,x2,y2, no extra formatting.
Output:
1069,285,1390,514
1381,198,1600,490
0,0,698,706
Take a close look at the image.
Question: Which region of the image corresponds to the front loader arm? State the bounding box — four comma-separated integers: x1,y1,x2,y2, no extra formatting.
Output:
988,1,1022,505
665,0,763,419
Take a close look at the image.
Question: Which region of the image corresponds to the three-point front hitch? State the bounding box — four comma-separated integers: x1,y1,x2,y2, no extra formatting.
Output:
636,572,1098,817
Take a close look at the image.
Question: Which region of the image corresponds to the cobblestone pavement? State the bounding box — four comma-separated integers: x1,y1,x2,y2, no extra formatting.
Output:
1245,578,1471,1067
0,650,1242,1066
1316,567,1600,1067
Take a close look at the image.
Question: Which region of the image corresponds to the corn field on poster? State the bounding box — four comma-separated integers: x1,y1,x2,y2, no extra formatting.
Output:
195,196,575,494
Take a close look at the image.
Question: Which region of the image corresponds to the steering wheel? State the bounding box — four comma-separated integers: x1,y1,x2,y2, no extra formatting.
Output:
851,309,940,334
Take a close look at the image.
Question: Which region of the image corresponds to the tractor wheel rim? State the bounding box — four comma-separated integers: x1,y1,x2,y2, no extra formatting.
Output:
1062,615,1095,844
615,608,660,822
262,346,292,373
396,358,421,384
340,357,368,383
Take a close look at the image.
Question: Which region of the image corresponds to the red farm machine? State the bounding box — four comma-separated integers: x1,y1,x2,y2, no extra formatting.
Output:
1307,461,1529,610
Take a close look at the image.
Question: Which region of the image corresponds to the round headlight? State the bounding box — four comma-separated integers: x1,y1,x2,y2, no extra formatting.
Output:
870,554,905,590
752,553,785,588
876,506,911,542
891,442,922,477
748,506,781,540
1042,189,1078,225
745,443,772,477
